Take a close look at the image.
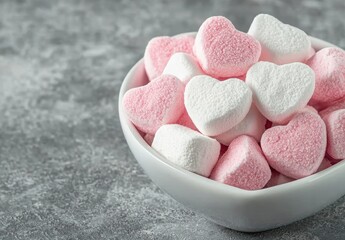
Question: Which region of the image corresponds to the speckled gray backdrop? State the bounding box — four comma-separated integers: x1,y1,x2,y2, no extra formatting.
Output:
0,0,345,239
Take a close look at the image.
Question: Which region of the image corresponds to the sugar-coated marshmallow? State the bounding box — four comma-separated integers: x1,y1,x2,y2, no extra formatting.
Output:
152,124,220,177
323,109,345,160
123,74,184,135
163,53,203,84
185,75,252,136
246,61,315,124
144,36,194,80
307,47,345,106
194,16,261,78
248,14,312,64
261,111,327,179
210,135,271,190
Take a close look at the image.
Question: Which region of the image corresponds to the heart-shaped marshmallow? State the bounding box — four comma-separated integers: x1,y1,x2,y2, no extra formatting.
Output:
194,16,261,78
123,74,184,135
306,47,345,106
246,61,315,123
261,111,327,179
323,109,345,160
248,14,312,64
210,135,271,190
163,53,203,84
144,35,194,80
152,124,220,177
185,75,252,136
215,104,267,146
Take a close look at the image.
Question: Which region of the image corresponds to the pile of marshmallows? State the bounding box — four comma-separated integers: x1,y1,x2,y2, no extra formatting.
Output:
123,14,345,190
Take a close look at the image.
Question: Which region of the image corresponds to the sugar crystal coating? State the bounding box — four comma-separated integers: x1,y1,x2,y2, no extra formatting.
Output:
194,16,261,78
144,36,194,80
163,53,203,84
261,111,327,179
248,14,312,64
185,75,252,136
210,135,271,190
152,124,220,177
123,74,184,135
246,61,315,124
323,109,345,160
307,47,345,106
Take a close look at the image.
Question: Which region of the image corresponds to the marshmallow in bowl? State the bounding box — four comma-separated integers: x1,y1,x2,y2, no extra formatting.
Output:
144,35,195,80
122,74,185,135
194,16,261,78
184,75,252,136
248,14,312,64
246,61,315,124
261,111,327,179
152,124,220,177
322,109,345,160
306,47,345,106
163,53,204,84
210,135,271,190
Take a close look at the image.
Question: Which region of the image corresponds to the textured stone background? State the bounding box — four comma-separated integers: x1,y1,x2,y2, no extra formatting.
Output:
0,0,345,239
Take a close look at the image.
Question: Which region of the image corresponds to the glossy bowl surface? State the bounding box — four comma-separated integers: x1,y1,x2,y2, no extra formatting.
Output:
118,33,344,232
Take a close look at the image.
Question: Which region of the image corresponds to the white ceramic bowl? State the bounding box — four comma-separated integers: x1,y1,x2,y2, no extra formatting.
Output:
118,33,345,232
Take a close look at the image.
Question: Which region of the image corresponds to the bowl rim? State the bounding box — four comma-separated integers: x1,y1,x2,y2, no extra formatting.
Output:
118,32,345,198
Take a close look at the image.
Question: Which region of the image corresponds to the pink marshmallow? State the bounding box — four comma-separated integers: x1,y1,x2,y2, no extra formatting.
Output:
123,74,185,135
194,16,261,78
261,111,327,179
306,47,345,106
144,36,195,80
210,135,271,190
323,109,345,160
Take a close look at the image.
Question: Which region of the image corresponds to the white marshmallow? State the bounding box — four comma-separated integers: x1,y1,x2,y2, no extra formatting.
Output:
163,53,203,84
246,62,315,124
248,14,312,64
184,75,252,136
152,124,220,177
215,104,266,145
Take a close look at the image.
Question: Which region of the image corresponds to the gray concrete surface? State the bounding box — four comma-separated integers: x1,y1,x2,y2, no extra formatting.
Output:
0,0,345,239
